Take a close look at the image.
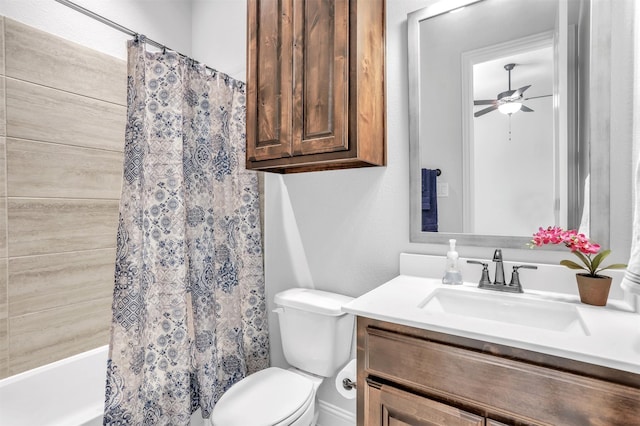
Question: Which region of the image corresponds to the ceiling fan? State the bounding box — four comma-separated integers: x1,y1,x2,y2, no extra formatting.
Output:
474,63,551,117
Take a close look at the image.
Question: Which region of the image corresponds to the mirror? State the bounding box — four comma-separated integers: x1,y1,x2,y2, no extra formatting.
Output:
408,0,610,248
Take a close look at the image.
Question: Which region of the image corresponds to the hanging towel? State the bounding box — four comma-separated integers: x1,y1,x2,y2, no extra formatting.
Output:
620,3,640,296
421,168,438,232
621,156,640,295
621,137,640,295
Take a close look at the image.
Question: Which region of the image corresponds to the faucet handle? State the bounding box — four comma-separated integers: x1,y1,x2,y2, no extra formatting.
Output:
467,260,492,286
509,264,538,291
515,265,538,270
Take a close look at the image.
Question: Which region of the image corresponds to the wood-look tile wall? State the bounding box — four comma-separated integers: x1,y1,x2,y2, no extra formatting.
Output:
0,17,126,378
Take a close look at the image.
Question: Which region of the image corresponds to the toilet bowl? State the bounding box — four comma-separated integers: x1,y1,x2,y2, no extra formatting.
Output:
210,367,323,426
210,288,354,426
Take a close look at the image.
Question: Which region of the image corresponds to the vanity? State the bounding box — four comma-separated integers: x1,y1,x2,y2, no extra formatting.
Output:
343,254,640,425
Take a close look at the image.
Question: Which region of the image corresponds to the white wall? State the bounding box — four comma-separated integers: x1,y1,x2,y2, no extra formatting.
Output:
191,0,246,80
0,0,192,61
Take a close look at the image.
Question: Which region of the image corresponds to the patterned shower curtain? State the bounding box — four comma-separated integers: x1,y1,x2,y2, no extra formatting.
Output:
103,39,269,425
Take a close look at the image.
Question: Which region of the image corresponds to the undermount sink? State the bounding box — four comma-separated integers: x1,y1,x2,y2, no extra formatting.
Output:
419,288,590,336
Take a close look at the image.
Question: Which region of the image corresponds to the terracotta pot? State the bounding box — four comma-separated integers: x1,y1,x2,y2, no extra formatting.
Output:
575,274,612,306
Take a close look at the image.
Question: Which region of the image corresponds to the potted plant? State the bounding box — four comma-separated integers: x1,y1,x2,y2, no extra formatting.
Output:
529,226,627,306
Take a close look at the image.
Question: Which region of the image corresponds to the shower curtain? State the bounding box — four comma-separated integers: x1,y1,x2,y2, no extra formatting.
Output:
103,39,269,425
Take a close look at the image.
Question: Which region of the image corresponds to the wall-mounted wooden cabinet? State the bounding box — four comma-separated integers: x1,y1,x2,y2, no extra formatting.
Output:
358,317,640,426
246,0,386,173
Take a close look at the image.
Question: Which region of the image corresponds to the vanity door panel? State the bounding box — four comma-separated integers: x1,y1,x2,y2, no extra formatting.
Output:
365,379,484,426
358,318,640,426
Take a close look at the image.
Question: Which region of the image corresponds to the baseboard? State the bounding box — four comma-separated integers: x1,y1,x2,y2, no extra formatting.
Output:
316,400,356,426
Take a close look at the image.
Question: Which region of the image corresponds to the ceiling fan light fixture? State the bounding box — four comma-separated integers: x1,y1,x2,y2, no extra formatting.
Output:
498,101,522,115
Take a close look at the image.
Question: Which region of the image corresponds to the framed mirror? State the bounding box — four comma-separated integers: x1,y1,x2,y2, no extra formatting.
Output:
408,0,610,249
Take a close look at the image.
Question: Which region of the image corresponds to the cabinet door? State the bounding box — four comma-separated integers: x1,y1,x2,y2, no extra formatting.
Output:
292,0,350,156
247,0,350,162
247,0,294,162
365,380,484,426
487,420,543,426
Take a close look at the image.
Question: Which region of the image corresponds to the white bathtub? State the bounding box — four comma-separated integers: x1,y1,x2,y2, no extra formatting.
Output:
0,345,208,426
0,345,108,426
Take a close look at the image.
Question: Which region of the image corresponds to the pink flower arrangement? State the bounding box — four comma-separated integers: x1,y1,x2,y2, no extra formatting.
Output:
529,226,626,277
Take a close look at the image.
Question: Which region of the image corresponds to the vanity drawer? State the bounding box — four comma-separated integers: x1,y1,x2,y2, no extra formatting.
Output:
363,325,640,425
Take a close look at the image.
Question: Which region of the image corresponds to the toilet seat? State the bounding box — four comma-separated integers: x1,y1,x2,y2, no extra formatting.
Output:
210,367,315,426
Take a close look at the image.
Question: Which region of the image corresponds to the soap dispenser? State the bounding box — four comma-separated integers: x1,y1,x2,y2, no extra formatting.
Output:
442,239,463,285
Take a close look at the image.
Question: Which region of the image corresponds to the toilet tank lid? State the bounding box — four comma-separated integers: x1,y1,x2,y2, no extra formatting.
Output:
275,288,354,316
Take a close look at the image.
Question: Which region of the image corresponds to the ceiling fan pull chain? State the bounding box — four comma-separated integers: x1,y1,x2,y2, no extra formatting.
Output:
510,116,514,141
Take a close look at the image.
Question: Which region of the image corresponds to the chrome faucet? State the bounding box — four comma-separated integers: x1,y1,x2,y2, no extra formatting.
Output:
467,249,537,294
492,249,505,285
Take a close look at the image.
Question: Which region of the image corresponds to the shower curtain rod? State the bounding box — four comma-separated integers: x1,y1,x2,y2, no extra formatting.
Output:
53,0,235,79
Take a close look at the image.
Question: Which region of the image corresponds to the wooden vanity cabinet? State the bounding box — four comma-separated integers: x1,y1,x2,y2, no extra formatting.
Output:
246,0,386,173
357,317,640,426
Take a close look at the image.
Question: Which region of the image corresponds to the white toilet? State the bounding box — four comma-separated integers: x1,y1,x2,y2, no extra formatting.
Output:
210,288,355,426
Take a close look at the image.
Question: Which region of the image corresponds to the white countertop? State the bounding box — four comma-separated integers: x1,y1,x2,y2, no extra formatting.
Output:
343,255,640,374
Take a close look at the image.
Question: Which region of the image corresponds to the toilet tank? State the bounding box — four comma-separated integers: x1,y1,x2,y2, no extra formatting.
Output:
274,288,354,377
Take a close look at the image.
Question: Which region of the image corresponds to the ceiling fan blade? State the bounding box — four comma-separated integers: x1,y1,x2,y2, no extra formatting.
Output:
474,105,498,117
474,99,497,105
524,94,552,101
521,105,534,112
512,85,531,97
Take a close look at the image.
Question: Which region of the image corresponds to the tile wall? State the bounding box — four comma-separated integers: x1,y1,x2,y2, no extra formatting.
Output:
0,17,126,378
